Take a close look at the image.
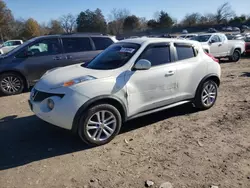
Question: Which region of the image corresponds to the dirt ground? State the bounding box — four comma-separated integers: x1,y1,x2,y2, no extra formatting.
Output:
1,58,250,188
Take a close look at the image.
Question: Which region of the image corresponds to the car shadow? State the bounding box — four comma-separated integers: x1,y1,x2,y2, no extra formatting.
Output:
0,103,196,170
240,72,250,77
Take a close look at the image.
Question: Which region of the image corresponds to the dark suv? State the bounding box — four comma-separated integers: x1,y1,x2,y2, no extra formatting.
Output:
0,34,117,95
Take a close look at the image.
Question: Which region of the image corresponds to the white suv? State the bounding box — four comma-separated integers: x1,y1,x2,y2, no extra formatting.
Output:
29,38,221,146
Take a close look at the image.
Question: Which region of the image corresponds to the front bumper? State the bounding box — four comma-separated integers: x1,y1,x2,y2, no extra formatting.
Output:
29,87,89,130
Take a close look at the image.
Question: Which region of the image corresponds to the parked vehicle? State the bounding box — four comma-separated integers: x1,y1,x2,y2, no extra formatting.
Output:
179,34,198,39
208,28,217,33
232,27,240,32
0,34,117,95
244,37,250,55
0,40,23,54
242,25,249,30
191,33,245,61
29,38,221,146
182,29,188,34
225,26,233,31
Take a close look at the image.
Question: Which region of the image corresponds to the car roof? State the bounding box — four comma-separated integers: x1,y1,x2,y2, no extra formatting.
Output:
198,33,222,36
119,37,200,45
34,33,115,40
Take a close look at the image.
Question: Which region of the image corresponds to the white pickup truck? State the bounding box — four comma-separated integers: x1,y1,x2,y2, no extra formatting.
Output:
191,33,245,62
0,40,23,55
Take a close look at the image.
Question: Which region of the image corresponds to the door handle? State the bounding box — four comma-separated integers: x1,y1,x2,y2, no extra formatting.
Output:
165,71,175,77
218,44,222,46
53,56,62,60
65,55,73,59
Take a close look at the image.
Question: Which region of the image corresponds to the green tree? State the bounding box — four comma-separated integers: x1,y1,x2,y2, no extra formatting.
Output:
158,11,174,28
76,9,107,33
229,15,247,25
107,8,130,35
123,15,139,31
0,0,14,41
22,18,40,39
147,19,158,28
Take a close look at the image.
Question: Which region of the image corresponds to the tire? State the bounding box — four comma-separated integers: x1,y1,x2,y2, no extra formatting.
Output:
194,80,218,110
0,73,24,96
230,50,241,62
78,104,122,146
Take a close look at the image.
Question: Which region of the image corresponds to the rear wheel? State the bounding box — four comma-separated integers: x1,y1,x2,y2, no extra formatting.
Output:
230,50,241,62
78,104,122,146
194,80,218,110
0,73,24,96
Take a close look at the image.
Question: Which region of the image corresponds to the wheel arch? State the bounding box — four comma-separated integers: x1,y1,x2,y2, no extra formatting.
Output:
72,95,127,134
0,70,29,90
195,74,220,97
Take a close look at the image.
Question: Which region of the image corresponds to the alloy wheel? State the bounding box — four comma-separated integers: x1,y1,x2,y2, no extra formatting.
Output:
201,82,217,107
86,110,117,142
0,76,22,94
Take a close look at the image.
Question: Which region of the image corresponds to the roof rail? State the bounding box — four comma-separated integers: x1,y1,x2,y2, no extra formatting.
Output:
61,32,106,36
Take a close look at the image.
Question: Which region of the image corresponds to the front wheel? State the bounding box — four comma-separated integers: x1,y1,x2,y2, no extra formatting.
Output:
78,104,122,146
194,80,218,110
0,73,24,96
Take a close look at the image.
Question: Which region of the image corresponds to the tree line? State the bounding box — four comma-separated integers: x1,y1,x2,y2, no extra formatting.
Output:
0,0,250,41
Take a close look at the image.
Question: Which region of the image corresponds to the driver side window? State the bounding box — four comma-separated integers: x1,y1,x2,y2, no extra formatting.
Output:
211,35,221,43
15,38,61,58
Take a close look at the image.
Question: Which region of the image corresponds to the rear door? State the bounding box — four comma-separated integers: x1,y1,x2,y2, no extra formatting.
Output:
174,43,206,101
13,38,64,84
61,37,97,66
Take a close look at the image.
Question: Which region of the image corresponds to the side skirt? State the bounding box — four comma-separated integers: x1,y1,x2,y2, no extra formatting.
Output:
127,100,191,121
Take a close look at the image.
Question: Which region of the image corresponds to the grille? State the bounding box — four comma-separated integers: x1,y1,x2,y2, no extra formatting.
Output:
32,89,64,102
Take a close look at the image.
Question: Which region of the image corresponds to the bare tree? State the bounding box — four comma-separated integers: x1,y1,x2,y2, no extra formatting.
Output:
108,8,130,35
181,13,202,26
60,14,76,33
215,2,235,24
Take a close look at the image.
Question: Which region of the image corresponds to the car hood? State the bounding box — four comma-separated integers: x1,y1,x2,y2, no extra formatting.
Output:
35,63,116,91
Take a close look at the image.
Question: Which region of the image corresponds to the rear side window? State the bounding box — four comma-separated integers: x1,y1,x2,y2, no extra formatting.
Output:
62,37,92,53
139,45,171,66
13,41,21,45
176,45,195,60
92,37,113,50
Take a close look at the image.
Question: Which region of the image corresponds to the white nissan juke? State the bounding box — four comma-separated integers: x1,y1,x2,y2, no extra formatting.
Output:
29,38,221,146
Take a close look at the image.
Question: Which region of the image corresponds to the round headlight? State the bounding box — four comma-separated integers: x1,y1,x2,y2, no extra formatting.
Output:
47,99,54,110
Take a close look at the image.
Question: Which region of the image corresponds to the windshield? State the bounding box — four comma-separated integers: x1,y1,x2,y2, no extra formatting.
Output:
82,43,140,70
191,35,211,42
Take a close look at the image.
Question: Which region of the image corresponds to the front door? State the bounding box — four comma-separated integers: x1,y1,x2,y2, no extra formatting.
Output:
125,44,178,117
13,38,63,84
209,35,222,57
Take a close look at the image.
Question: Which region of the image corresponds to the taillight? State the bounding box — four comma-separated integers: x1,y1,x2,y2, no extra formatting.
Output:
205,52,219,63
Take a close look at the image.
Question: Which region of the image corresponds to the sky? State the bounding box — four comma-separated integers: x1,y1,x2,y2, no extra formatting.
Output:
4,0,250,23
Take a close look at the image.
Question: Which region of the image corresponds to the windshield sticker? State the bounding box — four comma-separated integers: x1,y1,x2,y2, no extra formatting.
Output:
120,47,135,53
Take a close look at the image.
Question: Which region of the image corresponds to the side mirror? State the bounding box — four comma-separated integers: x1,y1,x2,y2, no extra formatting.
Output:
209,39,216,44
26,51,34,57
134,59,151,70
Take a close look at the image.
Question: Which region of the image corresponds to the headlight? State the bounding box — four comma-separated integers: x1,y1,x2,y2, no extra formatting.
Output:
63,75,96,87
